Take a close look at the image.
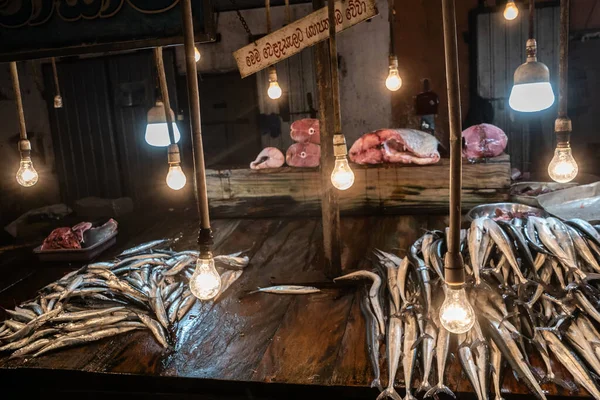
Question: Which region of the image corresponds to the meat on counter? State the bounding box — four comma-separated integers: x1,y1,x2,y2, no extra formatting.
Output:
349,129,440,165
250,147,285,170
462,123,508,160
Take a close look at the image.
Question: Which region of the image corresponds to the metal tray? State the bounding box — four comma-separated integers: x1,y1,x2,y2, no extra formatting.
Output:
466,202,546,222
537,181,600,222
33,231,118,262
510,181,578,207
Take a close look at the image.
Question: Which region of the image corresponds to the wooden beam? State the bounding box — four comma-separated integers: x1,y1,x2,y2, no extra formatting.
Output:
314,0,342,278
205,156,511,218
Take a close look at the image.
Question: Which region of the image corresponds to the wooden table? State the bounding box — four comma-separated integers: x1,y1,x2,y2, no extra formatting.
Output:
0,210,587,399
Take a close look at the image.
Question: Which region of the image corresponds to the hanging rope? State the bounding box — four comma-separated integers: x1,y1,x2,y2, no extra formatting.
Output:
285,0,291,25
9,62,27,141
558,0,569,118
154,47,176,146
266,0,272,34
51,58,61,99
389,0,395,55
528,0,535,40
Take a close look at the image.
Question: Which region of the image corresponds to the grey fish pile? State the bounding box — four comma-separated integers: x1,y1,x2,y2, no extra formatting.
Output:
341,216,600,400
0,239,249,359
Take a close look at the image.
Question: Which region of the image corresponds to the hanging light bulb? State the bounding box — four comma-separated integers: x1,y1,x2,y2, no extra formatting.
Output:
509,41,555,112
267,66,282,100
385,55,403,91
166,144,187,190
194,46,201,62
439,287,476,334
548,146,578,183
145,100,182,147
331,157,355,190
503,0,519,20
190,253,222,300
548,119,578,183
15,140,38,187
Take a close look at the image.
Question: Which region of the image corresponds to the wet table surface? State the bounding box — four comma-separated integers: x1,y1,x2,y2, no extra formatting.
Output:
0,210,589,398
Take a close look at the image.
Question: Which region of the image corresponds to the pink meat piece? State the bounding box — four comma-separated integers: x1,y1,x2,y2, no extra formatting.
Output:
462,123,508,159
286,143,320,167
349,129,440,165
72,222,93,242
250,147,285,170
41,227,82,250
290,119,320,144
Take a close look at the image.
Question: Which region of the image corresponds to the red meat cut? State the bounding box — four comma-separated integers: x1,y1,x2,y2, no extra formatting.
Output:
286,142,320,167
349,129,440,165
462,123,508,159
250,147,285,170
290,119,320,144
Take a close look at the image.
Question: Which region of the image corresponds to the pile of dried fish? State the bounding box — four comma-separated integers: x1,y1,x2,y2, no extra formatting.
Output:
341,217,600,400
0,239,249,359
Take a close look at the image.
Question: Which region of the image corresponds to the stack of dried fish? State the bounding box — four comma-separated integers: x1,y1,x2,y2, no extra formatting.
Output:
340,217,600,400
0,239,249,359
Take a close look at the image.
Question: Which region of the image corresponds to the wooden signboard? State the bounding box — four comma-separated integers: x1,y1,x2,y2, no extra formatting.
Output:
0,0,214,61
233,0,377,78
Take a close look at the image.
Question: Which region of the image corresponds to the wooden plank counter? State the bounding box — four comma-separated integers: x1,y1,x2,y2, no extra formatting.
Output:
0,209,587,398
206,155,511,218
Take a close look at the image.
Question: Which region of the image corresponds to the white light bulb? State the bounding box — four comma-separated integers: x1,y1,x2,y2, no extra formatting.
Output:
268,81,282,100
385,67,403,91
166,164,187,190
16,159,39,187
195,47,201,62
548,146,578,183
509,82,555,112
189,257,222,301
504,1,519,20
145,123,181,147
439,287,475,334
331,157,355,190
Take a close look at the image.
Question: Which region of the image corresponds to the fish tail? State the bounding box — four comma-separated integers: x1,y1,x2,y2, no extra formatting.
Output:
246,287,262,296
542,375,579,393
417,381,432,393
424,384,456,399
376,388,402,400
370,379,384,392
403,392,417,400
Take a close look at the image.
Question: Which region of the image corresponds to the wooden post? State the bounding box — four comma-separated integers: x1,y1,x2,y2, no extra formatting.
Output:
180,0,213,250
314,0,342,278
441,0,465,285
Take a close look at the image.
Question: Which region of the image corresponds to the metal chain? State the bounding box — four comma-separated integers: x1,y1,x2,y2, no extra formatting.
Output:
228,0,256,44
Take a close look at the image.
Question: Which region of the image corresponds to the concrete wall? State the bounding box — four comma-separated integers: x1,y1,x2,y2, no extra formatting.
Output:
176,1,392,145
0,62,60,226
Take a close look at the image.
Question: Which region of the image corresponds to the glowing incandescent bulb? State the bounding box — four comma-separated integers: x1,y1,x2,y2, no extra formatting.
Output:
194,46,201,62
548,146,578,183
166,165,186,190
331,157,355,190
16,158,38,187
439,287,475,334
385,55,402,92
267,67,282,100
503,1,519,20
189,256,222,300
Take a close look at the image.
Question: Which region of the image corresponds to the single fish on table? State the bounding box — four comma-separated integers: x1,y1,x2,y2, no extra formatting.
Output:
458,333,484,400
248,285,321,295
214,254,250,270
118,239,171,257
490,339,504,400
334,271,385,338
425,311,455,399
359,291,382,391
402,312,419,400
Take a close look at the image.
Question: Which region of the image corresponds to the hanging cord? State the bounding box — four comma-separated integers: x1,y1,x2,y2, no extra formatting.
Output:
154,47,177,146
558,0,569,119
9,62,28,142
328,0,342,137
388,0,395,55
266,0,272,33
51,58,61,99
285,0,291,25
528,0,535,40
228,0,257,45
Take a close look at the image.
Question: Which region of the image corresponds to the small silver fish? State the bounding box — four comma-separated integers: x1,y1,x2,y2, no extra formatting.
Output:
248,285,320,295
